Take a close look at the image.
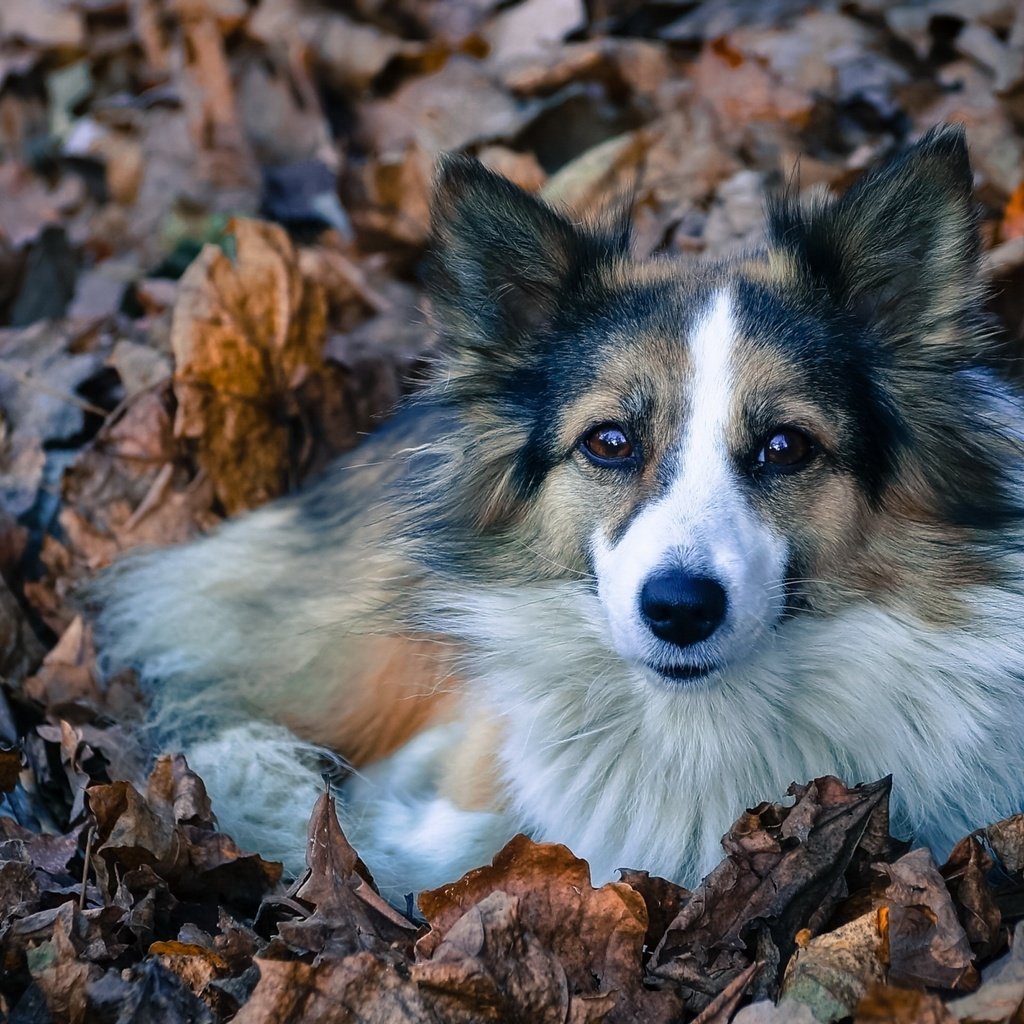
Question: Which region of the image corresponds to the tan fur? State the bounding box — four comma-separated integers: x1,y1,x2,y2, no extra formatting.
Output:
438,712,505,811
738,249,800,288
281,634,460,766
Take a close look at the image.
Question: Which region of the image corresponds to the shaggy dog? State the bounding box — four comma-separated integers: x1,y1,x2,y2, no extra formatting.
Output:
97,125,1024,895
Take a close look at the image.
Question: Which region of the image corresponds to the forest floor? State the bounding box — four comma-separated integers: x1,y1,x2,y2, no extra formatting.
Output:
2,0,1024,1021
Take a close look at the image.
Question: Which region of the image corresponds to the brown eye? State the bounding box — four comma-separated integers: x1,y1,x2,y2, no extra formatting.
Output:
757,427,814,472
581,423,636,466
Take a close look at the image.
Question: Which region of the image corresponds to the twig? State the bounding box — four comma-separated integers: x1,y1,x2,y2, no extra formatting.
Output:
79,825,95,911
123,461,175,532
0,358,108,418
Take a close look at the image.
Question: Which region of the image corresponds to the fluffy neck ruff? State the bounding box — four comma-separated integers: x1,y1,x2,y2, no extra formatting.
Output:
435,575,1024,885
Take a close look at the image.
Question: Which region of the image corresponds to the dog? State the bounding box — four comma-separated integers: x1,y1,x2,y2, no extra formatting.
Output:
95,124,1024,897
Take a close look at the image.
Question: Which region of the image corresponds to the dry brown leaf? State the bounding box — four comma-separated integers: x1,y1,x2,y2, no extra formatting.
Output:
987,814,1024,874
476,146,547,191
86,756,281,913
689,37,817,138
150,940,230,1005
651,777,896,1014
948,921,1024,1023
855,983,958,1023
352,143,435,249
941,835,1002,959
235,51,333,169
22,617,102,714
782,907,889,1022
146,754,215,830
107,340,173,398
0,1,85,50
248,0,415,93
541,130,649,214
171,218,331,513
0,320,106,517
25,906,96,1024
617,868,690,957
418,833,681,1023
360,56,541,156
919,62,1024,201
483,0,586,66
275,789,416,958
62,386,218,570
178,0,258,192
412,890,570,1024
782,847,977,1021
690,961,763,1024
0,164,78,248
232,953,435,1024
879,847,976,990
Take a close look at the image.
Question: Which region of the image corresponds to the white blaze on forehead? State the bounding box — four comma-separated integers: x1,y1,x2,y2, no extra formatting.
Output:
592,286,788,672
678,288,736,497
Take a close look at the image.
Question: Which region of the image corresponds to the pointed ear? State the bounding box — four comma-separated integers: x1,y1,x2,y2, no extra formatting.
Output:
767,125,983,349
426,156,625,389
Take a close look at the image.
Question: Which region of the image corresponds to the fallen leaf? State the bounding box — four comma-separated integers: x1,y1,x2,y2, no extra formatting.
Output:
651,777,897,1013
988,814,1024,874
25,905,97,1024
879,847,976,990
541,130,649,213
0,320,106,517
947,920,1024,1023
232,953,433,1024
483,0,586,66
87,756,281,913
689,36,817,138
412,890,571,1023
61,386,217,571
87,957,217,1024
419,833,682,1023
941,835,1002,959
273,789,416,958
150,940,230,1007
476,145,548,191
617,868,690,957
732,998,818,1023
854,983,958,1023
360,56,541,156
691,961,764,1024
170,218,333,513
782,907,889,1022
351,143,434,248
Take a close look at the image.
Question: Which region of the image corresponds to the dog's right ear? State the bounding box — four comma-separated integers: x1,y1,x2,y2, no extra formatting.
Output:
427,156,623,391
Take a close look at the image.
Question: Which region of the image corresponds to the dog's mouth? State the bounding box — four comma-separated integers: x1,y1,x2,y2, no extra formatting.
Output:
646,661,717,684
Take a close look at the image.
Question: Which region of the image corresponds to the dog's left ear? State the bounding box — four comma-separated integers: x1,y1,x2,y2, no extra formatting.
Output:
767,124,982,349
427,156,624,390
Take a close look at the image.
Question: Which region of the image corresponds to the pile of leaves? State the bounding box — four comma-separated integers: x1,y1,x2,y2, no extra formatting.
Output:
7,755,1024,1024
2,0,1024,1020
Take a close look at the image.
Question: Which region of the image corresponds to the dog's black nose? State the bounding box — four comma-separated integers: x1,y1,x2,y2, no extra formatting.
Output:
640,571,727,648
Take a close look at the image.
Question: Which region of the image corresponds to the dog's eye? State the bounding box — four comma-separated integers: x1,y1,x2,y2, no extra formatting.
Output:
580,423,636,466
756,427,814,473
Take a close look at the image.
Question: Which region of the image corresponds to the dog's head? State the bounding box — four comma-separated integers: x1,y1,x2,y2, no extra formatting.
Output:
422,126,1017,687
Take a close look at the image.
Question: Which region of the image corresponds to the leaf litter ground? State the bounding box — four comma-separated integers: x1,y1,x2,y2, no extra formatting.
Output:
3,0,1024,1021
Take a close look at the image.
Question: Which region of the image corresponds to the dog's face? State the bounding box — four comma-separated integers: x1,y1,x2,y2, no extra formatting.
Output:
424,127,1014,687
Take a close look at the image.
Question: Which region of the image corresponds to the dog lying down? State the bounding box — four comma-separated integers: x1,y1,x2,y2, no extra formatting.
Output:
95,124,1024,897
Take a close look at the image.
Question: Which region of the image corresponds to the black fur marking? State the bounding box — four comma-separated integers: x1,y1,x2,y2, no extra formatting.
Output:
766,124,980,347
426,155,629,399
731,278,908,501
